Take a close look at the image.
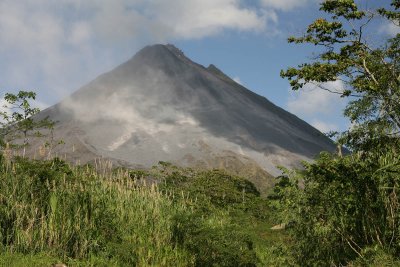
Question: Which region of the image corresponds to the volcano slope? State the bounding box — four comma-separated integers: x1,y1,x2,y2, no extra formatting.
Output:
30,44,336,193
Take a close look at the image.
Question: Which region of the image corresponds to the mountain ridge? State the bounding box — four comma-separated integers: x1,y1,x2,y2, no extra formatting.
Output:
30,44,336,193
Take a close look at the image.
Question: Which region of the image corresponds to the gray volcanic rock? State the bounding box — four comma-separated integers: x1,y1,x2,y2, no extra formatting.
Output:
31,44,336,193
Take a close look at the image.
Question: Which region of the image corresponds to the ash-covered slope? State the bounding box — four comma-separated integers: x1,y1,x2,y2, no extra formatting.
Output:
33,44,336,192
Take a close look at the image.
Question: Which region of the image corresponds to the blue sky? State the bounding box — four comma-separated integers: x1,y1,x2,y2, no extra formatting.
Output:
0,0,395,133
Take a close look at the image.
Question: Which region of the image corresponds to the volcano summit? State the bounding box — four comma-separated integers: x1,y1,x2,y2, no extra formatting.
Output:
33,44,336,192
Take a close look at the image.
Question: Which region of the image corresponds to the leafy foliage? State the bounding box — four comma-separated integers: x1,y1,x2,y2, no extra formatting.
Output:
160,167,264,215
273,152,400,265
277,1,400,265
281,0,400,151
0,91,54,152
155,166,274,266
172,212,257,267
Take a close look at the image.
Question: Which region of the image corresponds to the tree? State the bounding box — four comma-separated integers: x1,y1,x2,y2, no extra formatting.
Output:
275,1,400,265
0,90,53,156
281,0,400,152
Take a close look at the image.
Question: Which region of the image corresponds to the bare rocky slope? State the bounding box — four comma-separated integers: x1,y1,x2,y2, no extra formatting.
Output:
30,44,336,193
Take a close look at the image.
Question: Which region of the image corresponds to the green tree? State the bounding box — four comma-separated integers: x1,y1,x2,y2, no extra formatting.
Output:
281,0,400,152
275,1,400,265
0,91,53,156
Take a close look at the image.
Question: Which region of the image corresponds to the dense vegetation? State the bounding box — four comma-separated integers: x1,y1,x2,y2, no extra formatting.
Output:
275,0,400,266
270,152,400,266
0,156,288,266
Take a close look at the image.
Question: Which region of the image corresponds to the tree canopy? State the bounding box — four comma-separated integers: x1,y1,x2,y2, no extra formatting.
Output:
276,1,400,265
0,90,53,155
281,0,400,152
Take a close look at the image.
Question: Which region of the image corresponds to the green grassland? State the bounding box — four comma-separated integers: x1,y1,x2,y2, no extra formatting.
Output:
0,155,288,266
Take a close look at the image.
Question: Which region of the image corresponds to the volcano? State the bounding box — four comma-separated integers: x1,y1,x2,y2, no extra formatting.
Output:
32,44,336,193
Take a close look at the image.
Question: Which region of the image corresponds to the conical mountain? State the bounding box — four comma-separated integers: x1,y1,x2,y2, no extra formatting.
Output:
33,44,336,192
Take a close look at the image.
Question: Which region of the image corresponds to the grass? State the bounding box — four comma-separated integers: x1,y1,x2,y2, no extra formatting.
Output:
0,155,290,266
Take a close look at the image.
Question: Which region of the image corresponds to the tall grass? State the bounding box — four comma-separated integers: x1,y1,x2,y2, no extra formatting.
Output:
0,155,285,266
0,157,192,266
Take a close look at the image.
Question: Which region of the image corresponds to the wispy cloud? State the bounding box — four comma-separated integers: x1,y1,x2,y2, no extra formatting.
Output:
233,76,243,85
311,120,339,133
379,21,400,36
0,97,49,124
0,0,320,107
287,81,346,115
260,0,319,11
0,0,276,103
287,81,348,132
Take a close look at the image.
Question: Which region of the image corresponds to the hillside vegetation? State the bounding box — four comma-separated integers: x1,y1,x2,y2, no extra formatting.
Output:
0,155,288,266
275,0,400,265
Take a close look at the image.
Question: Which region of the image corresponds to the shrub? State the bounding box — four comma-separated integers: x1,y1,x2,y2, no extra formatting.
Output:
275,152,400,265
172,212,257,267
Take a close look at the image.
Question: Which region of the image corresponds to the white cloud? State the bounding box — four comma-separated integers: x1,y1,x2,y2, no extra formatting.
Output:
379,22,400,37
68,22,92,46
311,120,339,133
78,0,268,40
233,76,242,85
261,0,318,11
0,0,97,100
0,0,326,111
0,0,273,105
287,81,346,116
143,0,267,39
32,99,50,111
287,81,347,133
